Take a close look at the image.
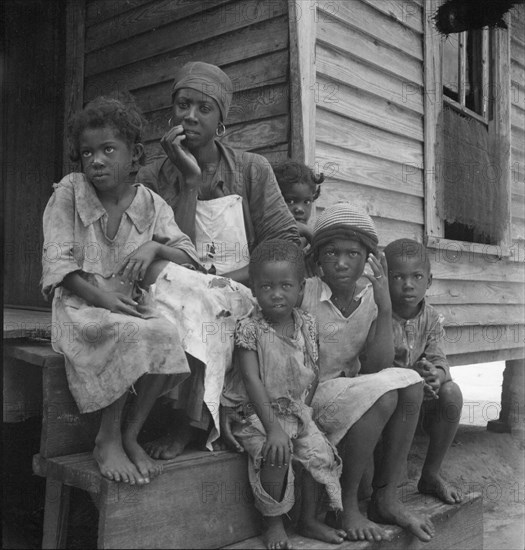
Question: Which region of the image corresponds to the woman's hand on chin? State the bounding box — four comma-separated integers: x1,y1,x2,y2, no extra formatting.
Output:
161,124,201,183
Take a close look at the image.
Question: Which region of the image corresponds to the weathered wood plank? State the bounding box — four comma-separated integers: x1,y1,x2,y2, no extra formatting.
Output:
427,280,524,306
360,0,423,34
449,346,525,366
316,12,423,86
85,0,232,52
86,0,152,27
84,14,288,100
443,324,524,356
315,142,424,198
511,36,525,67
511,217,525,241
252,144,289,165
3,308,52,339
316,108,423,166
319,1,423,61
434,304,524,326
316,43,424,115
318,179,424,224
314,75,424,142
85,0,287,75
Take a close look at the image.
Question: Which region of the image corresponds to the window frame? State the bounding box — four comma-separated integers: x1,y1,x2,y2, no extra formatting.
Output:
423,1,512,255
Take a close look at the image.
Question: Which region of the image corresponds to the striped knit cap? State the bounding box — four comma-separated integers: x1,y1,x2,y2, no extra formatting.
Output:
312,202,379,259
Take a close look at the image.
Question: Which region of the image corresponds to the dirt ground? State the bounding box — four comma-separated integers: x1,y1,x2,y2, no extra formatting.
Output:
3,362,524,549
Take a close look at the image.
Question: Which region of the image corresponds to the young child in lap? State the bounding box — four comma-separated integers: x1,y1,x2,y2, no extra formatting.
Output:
273,160,323,250
41,95,200,485
223,240,345,549
299,203,435,543
384,238,463,504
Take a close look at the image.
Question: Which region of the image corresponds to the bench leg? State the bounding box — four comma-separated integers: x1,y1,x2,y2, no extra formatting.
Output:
42,478,71,549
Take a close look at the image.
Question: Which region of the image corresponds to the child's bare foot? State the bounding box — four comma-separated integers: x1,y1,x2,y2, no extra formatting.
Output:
93,440,147,485
368,487,435,542
123,437,163,482
342,507,389,542
263,516,291,549
144,429,192,459
418,473,462,504
297,517,346,544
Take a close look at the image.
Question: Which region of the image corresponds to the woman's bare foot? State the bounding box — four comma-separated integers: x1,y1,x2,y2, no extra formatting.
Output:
342,506,389,542
418,473,462,504
297,517,346,544
93,439,147,485
123,437,163,482
263,516,291,549
368,487,435,542
143,428,192,460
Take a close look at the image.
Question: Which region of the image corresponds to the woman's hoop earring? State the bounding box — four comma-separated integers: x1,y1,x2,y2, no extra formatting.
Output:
168,117,173,128
216,122,226,137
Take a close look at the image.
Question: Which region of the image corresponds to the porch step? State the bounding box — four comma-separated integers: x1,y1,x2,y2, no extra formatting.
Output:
33,450,260,549
225,492,483,550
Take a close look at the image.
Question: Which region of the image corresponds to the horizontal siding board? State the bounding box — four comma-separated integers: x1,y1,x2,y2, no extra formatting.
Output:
314,75,424,141
316,179,423,224
375,218,422,243
319,1,422,60
427,280,525,306
360,0,423,34
448,347,525,366
86,0,152,27
316,108,423,166
315,141,423,197
429,255,524,283
84,15,288,99
433,304,524,326
442,324,524,356
317,13,422,86
85,0,287,75
511,37,525,67
85,0,233,52
316,44,424,115
511,218,525,241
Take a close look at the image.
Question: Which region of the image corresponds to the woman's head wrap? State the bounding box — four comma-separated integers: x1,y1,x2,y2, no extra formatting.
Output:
312,202,379,259
171,61,233,122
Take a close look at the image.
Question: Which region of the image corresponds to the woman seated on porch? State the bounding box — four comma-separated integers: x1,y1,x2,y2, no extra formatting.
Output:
137,61,300,458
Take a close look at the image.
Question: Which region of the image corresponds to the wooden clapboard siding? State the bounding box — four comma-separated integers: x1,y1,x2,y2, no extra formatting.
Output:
310,0,524,365
83,0,290,157
511,5,525,251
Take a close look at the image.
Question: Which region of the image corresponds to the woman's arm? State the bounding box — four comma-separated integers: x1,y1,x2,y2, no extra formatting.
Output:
238,348,291,467
222,265,249,285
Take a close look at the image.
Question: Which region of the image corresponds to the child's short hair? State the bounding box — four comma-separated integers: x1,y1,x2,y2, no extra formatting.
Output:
384,238,431,272
249,240,305,282
68,92,146,165
272,160,324,200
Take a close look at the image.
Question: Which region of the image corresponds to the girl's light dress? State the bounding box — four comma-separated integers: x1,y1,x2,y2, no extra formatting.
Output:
41,173,200,413
223,307,342,516
301,277,422,445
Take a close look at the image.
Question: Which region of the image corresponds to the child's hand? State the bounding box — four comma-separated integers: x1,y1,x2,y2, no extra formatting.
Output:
96,291,144,318
363,252,391,311
297,222,313,243
263,427,292,469
161,124,201,182
415,358,441,397
219,407,245,453
116,242,160,283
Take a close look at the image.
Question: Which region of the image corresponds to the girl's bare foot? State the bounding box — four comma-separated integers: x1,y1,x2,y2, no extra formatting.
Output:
297,517,346,544
368,487,435,542
143,430,192,459
418,473,462,504
123,437,163,482
263,516,291,549
93,439,147,485
342,507,389,542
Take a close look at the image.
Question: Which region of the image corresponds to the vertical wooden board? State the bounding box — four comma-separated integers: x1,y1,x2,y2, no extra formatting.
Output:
3,357,43,422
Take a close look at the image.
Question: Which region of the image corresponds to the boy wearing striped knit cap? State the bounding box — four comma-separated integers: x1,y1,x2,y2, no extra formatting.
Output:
297,203,435,543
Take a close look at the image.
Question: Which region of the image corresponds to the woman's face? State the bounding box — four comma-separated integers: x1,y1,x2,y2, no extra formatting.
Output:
171,88,221,150
318,238,367,292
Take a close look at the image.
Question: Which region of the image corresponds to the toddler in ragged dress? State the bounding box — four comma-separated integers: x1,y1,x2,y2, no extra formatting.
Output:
41,95,200,485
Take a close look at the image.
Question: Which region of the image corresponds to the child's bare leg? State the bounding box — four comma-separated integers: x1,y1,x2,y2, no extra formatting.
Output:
297,473,346,544
369,382,435,542
418,381,463,504
260,464,290,549
94,392,147,484
338,391,397,542
122,374,173,480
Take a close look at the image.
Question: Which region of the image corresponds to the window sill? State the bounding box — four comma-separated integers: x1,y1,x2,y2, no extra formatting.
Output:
425,236,511,261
